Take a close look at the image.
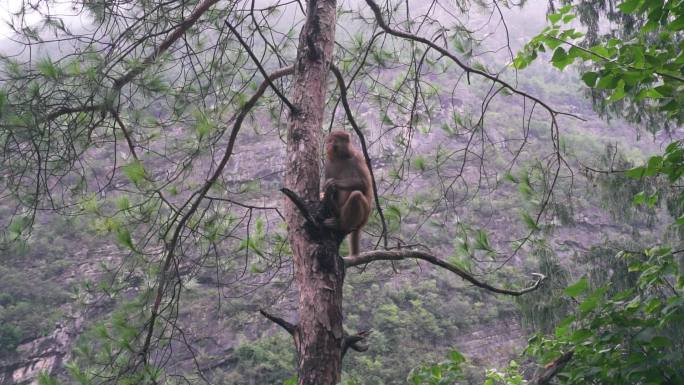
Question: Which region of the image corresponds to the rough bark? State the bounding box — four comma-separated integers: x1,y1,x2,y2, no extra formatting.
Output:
283,0,342,384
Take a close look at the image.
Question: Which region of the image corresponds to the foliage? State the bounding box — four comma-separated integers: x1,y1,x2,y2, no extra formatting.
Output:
418,246,684,385
509,4,684,380
525,246,684,384
212,335,296,385
407,350,467,385
515,2,684,132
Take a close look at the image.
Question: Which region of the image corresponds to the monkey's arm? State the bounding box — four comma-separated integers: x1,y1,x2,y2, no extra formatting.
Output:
324,177,366,191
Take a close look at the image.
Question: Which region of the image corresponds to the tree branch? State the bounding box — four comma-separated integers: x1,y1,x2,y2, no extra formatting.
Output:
224,19,299,114
139,65,294,364
363,0,583,121
260,309,297,336
44,104,105,122
113,0,222,90
342,329,372,358
529,350,574,385
280,187,319,226
344,250,545,296
43,0,222,124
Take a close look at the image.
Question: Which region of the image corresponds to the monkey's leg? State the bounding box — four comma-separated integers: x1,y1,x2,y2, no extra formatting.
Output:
341,192,370,256
348,230,361,256
340,191,370,231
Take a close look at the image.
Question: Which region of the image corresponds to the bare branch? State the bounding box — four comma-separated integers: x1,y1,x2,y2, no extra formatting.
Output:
44,104,105,122
110,108,139,161
342,329,372,358
280,187,319,226
113,0,221,90
344,250,545,296
363,0,584,121
224,19,299,114
260,309,297,336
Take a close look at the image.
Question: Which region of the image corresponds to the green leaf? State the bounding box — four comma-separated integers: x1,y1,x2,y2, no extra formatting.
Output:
38,372,61,385
193,110,216,140
579,289,605,314
0,89,7,114
606,79,626,103
570,328,592,342
551,47,573,70
644,155,663,176
625,166,645,178
521,212,541,231
633,191,646,205
122,160,146,185
558,5,573,13
116,226,134,250
596,74,619,89
412,156,427,171
564,276,589,297
548,13,562,24
581,72,599,87
37,58,61,79
449,350,465,364
116,195,130,211
474,229,493,251
618,0,643,13
562,14,576,23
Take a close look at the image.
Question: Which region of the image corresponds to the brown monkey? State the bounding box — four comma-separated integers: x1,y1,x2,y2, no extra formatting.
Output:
323,130,373,256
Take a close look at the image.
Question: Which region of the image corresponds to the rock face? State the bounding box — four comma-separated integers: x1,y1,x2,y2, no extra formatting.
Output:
0,307,87,385
1,327,70,385
455,319,525,367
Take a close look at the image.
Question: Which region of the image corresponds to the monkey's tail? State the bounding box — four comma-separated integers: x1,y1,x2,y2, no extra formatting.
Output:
348,230,360,256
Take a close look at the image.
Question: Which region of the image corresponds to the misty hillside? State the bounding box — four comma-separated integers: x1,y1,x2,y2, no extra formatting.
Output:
1,1,683,385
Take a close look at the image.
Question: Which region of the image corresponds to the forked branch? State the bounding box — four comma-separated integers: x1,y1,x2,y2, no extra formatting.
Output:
345,250,545,296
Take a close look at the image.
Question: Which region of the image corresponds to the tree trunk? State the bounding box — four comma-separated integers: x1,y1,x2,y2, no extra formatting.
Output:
284,1,342,384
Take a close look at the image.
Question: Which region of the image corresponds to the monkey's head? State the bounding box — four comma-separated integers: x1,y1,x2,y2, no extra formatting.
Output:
325,130,352,160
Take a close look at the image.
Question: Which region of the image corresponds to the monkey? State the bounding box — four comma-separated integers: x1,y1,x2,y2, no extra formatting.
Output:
323,130,373,256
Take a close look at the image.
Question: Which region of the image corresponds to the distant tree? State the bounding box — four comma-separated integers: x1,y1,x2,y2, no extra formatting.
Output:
0,1,576,383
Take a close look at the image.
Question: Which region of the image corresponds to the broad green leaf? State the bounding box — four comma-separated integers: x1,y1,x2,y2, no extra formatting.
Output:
633,191,646,205
581,72,599,87
548,13,562,24
564,276,589,297
624,166,645,178
606,79,626,103
618,0,643,13
570,328,592,342
449,350,465,364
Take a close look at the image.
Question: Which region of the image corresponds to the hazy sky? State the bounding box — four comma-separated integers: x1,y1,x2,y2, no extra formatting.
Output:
0,0,79,38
